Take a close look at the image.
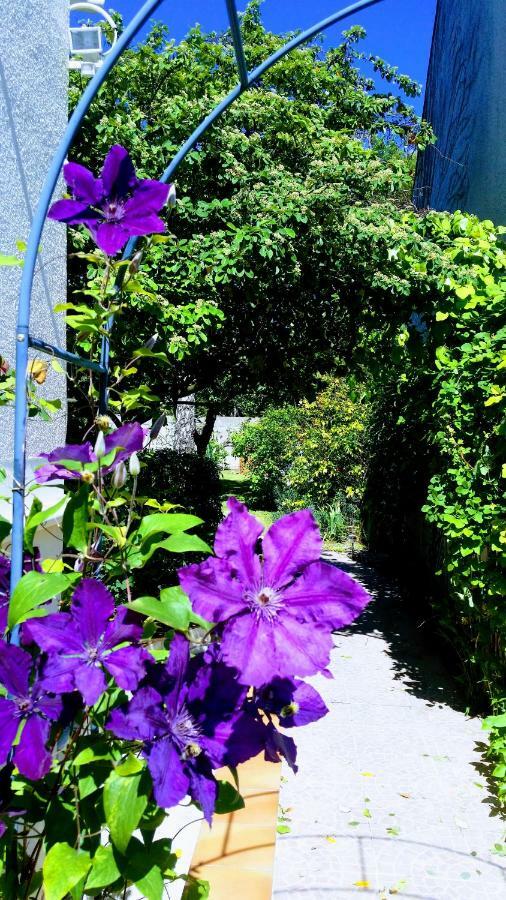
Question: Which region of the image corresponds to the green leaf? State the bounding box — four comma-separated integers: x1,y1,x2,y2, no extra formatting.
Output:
0,254,23,267
24,494,68,553
215,780,245,815
128,586,192,631
8,571,80,629
137,512,203,543
103,766,149,853
483,713,506,730
157,532,211,554
0,515,11,545
85,846,121,892
62,484,89,553
183,876,211,899
42,843,91,900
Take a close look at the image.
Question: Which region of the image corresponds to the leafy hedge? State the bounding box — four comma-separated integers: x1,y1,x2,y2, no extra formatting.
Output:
362,211,506,800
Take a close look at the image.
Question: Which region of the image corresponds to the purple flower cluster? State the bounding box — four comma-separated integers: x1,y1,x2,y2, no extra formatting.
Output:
0,496,369,825
48,145,175,256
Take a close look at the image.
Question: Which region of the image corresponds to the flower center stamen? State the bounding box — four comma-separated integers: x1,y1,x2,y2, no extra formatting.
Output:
246,586,283,620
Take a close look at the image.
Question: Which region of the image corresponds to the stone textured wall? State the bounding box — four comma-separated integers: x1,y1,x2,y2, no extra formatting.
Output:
414,0,506,225
0,0,68,461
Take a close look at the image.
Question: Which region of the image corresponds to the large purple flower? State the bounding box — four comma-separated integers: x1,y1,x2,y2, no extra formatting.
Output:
48,145,173,256
0,642,62,780
178,498,370,687
34,422,145,484
25,579,149,707
107,636,265,821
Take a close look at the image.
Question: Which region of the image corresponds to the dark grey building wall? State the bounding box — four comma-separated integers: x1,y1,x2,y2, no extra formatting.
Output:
414,0,506,224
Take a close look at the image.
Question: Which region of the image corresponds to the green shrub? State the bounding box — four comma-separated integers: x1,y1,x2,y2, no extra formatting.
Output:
205,438,228,472
233,378,369,521
232,407,299,508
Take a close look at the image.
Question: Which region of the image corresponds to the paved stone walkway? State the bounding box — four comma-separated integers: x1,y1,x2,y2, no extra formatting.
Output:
272,553,506,900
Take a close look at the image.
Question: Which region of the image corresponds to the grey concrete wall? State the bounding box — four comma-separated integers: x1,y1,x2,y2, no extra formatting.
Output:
0,0,68,460
414,0,506,224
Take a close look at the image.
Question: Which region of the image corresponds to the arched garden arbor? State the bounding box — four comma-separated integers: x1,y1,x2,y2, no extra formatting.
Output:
9,0,385,614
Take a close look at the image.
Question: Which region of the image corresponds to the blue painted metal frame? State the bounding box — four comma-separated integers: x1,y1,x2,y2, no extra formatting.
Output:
9,0,385,631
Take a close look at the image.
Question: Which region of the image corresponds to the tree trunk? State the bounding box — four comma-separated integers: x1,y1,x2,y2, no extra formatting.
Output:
193,408,217,457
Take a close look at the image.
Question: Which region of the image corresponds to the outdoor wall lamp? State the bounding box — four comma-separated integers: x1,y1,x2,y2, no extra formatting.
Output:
69,0,118,77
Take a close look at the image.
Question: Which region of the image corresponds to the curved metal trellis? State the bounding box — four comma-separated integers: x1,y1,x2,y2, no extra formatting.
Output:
9,0,385,623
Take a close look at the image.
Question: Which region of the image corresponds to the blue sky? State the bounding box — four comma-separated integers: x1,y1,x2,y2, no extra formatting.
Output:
76,1,437,114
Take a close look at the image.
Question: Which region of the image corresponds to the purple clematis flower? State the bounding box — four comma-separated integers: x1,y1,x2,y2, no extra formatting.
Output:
34,421,145,484
0,552,41,634
108,635,265,821
25,579,149,707
257,677,328,728
48,145,173,256
0,642,62,780
178,498,370,687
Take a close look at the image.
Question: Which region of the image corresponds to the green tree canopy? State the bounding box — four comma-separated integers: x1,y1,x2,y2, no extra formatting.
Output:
68,1,430,438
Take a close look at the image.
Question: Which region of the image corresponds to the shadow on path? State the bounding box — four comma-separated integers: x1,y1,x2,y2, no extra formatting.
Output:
324,550,467,713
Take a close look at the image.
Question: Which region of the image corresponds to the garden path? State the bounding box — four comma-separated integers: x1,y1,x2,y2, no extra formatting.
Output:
272,552,506,900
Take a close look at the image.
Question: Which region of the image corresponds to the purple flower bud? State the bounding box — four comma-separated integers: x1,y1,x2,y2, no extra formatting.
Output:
112,461,127,489
128,250,143,275
144,333,159,351
94,431,106,459
150,414,166,440
129,453,140,477
167,183,177,210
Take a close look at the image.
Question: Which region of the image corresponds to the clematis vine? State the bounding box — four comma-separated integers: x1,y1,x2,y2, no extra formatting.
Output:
25,580,149,707
48,145,174,256
179,498,370,687
34,421,145,484
0,643,62,781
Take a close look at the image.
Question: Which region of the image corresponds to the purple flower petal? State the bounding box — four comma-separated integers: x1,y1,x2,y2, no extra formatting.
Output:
214,497,262,587
39,654,76,695
71,579,115,646
103,422,145,468
74,662,107,707
146,736,190,810
107,687,165,742
221,610,334,687
14,716,52,781
0,643,31,697
63,162,103,204
120,211,166,237
262,509,322,590
0,699,19,767
178,558,245,623
187,764,217,824
94,222,130,256
282,561,370,629
47,199,99,225
125,180,169,212
102,606,143,650
24,613,79,653
264,724,298,772
101,145,137,198
103,646,148,692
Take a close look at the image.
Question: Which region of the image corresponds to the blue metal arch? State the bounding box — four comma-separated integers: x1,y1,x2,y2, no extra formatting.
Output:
9,0,385,615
